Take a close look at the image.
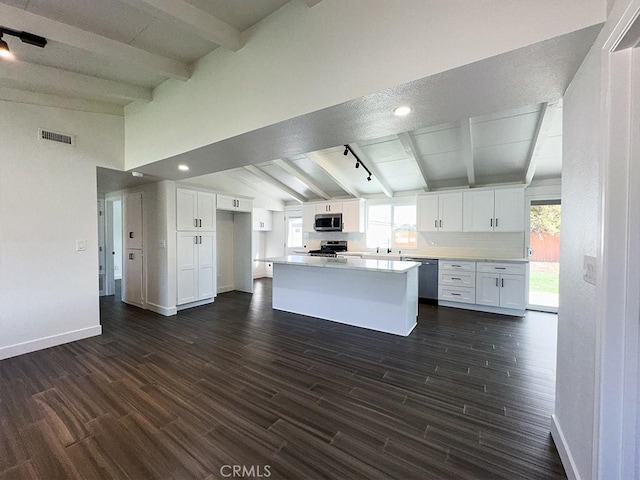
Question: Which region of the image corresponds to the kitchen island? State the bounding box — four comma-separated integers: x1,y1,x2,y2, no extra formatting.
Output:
266,255,420,336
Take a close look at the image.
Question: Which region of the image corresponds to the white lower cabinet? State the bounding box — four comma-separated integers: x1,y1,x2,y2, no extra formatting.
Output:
475,263,526,310
438,261,476,304
177,231,216,305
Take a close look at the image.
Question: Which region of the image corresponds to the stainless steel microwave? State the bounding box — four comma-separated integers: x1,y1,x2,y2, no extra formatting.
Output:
314,213,343,232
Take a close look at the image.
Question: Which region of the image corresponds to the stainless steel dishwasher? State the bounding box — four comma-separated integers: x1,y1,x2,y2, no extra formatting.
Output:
403,257,438,304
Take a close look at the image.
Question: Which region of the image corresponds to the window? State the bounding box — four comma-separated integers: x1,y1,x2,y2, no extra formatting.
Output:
287,216,303,248
366,204,416,249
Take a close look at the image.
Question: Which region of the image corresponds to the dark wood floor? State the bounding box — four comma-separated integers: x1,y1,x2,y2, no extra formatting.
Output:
0,279,566,479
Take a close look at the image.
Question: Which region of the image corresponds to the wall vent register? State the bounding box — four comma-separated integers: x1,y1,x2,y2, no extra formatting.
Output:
39,129,74,145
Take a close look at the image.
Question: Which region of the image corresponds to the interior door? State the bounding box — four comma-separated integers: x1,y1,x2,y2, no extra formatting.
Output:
124,249,144,307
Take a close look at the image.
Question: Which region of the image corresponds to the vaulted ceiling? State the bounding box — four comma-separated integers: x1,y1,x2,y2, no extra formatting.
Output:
1,1,591,202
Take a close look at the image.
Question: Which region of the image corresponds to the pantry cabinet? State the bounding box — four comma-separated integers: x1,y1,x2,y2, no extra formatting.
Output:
417,192,463,232
176,188,216,231
176,231,216,305
463,187,524,232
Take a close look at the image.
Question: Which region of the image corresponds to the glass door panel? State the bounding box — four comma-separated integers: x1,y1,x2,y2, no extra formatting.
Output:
528,202,561,312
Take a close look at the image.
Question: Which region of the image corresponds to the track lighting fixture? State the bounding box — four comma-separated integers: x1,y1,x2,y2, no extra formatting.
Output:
0,26,47,60
343,147,349,156
343,144,373,183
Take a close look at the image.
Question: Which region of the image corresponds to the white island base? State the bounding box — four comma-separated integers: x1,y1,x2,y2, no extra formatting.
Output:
271,257,419,336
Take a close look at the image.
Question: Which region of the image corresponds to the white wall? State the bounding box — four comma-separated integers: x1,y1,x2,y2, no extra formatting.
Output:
555,38,601,479
0,100,124,359
124,0,604,168
113,199,122,280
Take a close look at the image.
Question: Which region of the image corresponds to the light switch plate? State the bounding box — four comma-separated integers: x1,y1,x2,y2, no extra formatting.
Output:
583,255,597,285
76,239,87,251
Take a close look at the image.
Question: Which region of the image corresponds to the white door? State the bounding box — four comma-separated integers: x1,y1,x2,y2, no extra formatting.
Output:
500,274,526,309
125,193,143,249
494,188,525,232
124,249,144,307
463,190,495,232
439,192,463,232
177,232,198,305
475,273,500,306
198,231,216,300
198,192,217,230
417,195,439,232
176,188,198,231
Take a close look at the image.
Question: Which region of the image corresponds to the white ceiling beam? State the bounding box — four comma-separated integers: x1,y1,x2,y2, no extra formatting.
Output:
0,61,152,103
397,133,429,192
225,170,291,203
524,102,557,185
0,3,190,81
272,159,331,200
244,165,306,204
304,152,361,198
124,0,243,51
300,0,323,6
347,144,394,198
460,118,476,187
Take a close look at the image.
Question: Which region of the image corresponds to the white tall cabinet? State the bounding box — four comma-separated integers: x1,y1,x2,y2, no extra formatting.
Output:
176,188,216,306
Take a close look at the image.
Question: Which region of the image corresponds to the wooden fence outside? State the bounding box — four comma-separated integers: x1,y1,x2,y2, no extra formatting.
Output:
530,233,560,262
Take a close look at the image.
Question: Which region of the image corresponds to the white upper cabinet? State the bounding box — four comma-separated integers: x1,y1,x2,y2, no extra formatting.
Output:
341,199,364,233
463,187,524,232
316,202,342,214
253,208,273,231
417,192,463,232
302,204,317,233
177,188,216,231
217,194,252,213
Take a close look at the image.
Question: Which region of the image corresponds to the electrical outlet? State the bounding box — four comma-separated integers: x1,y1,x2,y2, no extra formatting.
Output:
76,239,87,251
583,255,597,285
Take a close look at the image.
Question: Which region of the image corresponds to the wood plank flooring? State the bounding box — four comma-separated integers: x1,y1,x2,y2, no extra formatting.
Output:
0,279,566,479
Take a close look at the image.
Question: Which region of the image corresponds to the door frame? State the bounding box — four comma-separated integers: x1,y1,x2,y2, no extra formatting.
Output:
525,194,561,313
104,196,122,297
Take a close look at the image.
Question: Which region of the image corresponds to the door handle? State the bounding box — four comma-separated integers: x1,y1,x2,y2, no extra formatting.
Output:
435,219,437,228
501,278,504,287
129,232,134,238
495,218,499,227
490,218,493,227
199,219,202,227
495,278,498,287
439,220,442,228
128,253,134,260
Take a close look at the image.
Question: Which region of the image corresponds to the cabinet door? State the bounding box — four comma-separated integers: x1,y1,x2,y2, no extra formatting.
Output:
235,197,252,212
439,192,463,232
475,273,500,306
318,202,342,214
176,188,198,231
198,232,216,300
125,193,143,249
342,200,363,233
177,232,198,305
463,190,495,232
494,188,525,232
124,249,144,307
302,204,317,233
417,195,439,232
499,274,526,309
198,192,216,230
261,210,273,231
216,194,235,211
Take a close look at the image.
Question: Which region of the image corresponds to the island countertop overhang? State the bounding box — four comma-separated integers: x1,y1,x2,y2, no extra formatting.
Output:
262,255,420,274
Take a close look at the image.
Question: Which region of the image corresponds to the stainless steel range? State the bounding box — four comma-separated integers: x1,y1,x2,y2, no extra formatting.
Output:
308,240,348,257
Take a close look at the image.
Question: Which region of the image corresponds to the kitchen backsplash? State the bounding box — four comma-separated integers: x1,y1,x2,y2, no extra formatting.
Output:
305,231,525,259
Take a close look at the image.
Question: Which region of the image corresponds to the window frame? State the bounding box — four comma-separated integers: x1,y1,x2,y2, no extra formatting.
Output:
365,198,418,251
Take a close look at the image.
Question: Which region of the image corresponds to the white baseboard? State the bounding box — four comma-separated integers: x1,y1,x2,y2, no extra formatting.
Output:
551,414,581,480
146,302,177,316
0,325,102,360
438,300,525,317
217,285,235,294
176,297,215,311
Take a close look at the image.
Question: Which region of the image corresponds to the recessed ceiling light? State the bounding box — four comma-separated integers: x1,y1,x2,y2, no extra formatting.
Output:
178,164,189,171
393,105,412,116
131,171,143,178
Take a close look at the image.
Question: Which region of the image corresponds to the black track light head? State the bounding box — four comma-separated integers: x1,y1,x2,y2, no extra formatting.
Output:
343,147,349,156
367,176,372,181
355,162,359,168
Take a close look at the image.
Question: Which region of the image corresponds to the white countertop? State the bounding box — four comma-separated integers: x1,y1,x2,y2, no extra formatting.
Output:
338,252,528,263
265,255,420,273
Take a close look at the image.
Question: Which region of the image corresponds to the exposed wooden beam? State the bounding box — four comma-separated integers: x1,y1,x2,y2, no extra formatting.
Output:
524,103,557,185
272,159,331,200
347,144,394,198
397,133,429,192
0,61,152,103
244,165,306,204
225,170,293,203
304,152,361,198
300,0,323,6
460,118,475,187
124,0,243,51
0,3,190,81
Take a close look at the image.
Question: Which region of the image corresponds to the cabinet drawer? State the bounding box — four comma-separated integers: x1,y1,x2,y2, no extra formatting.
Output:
438,285,475,304
439,260,476,272
476,262,526,275
439,271,475,287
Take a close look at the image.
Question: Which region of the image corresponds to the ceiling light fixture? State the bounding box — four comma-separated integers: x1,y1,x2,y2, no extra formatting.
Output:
343,145,373,183
0,26,47,60
343,147,349,156
178,164,189,171
393,105,412,116
131,171,143,178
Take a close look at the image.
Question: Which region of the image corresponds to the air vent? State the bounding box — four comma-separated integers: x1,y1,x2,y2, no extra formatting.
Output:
39,129,75,146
